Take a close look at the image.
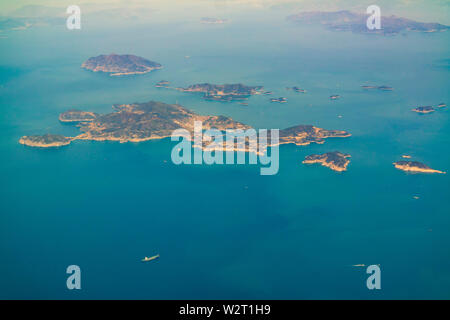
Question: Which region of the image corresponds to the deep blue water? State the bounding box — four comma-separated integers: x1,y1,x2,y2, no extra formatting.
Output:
0,14,449,299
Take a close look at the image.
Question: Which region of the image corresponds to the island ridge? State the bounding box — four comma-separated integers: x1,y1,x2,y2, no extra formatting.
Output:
19,101,351,150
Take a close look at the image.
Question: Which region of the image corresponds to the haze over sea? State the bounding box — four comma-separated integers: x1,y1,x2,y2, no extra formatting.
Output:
0,2,449,299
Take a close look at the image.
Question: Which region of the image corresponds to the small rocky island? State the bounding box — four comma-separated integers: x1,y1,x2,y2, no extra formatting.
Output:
19,101,351,148
176,83,264,102
412,106,435,114
19,134,73,147
393,161,445,174
302,151,351,172
59,110,98,123
81,54,162,76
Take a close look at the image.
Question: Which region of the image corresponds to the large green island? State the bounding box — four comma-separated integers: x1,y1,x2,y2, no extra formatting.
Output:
19,101,351,149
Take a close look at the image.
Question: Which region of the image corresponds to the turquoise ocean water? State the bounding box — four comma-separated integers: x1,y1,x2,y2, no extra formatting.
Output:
0,12,449,299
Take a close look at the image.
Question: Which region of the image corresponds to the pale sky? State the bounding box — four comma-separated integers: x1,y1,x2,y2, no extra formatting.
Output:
1,0,449,24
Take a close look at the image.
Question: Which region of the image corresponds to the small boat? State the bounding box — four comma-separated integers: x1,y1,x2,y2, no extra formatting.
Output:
352,264,366,267
142,254,160,262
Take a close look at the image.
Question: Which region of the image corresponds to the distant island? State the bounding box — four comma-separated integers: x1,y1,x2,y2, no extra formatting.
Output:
361,85,393,91
81,54,162,76
412,106,435,114
176,83,264,102
287,11,449,35
302,151,351,172
378,85,394,91
270,97,287,103
412,103,447,113
19,101,351,148
287,87,307,93
0,5,66,33
0,19,33,32
393,161,445,174
201,17,227,24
